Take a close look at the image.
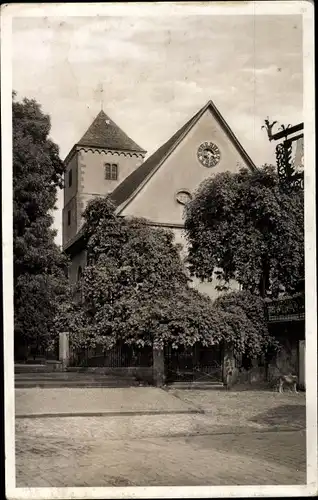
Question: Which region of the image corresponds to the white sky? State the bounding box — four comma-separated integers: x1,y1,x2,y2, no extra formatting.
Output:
12,14,303,246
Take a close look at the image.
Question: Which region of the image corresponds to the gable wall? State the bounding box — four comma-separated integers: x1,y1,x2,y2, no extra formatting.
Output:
121,108,251,225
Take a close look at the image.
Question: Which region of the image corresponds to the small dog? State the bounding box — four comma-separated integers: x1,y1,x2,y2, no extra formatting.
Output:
275,374,298,393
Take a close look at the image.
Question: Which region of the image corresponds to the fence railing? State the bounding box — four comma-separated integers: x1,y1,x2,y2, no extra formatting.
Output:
70,343,153,368
265,293,305,323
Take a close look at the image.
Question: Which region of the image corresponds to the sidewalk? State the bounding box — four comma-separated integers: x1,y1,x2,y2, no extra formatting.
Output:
15,387,201,417
15,386,305,433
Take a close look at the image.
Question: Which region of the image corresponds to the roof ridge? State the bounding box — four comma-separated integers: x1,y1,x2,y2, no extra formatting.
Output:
108,99,257,213
205,99,257,170
109,104,206,210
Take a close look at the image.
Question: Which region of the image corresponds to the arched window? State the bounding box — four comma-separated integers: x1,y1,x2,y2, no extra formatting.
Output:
77,266,82,282
105,163,118,180
75,266,84,304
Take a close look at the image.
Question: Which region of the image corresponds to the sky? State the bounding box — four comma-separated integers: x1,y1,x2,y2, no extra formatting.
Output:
12,14,303,246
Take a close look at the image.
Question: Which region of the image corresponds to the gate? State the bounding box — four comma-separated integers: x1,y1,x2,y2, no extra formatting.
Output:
164,343,223,383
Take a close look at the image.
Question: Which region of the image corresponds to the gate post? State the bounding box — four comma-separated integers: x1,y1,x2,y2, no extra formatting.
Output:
222,345,236,388
59,332,70,370
153,346,165,387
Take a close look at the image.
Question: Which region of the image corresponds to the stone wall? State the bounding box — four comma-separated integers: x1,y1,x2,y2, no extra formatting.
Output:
236,366,267,385
223,348,267,388
267,337,299,383
66,366,153,384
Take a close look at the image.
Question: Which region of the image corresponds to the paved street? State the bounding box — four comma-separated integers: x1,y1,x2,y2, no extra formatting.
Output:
169,388,306,431
15,387,306,487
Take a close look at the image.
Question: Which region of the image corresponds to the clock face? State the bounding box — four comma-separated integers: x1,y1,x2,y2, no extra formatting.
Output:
175,189,192,205
197,142,221,167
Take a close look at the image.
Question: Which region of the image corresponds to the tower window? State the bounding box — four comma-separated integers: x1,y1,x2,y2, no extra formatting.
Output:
105,163,118,180
67,209,71,226
68,169,73,187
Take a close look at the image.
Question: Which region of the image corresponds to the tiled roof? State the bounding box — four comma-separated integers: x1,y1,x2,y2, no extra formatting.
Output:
109,108,202,209
77,110,146,153
110,100,257,211
64,100,257,254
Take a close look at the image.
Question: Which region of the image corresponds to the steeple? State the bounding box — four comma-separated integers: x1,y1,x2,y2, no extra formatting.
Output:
63,109,146,250
77,110,146,153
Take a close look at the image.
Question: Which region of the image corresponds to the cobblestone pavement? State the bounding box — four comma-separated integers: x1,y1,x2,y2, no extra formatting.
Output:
15,388,306,487
169,389,306,430
16,424,305,487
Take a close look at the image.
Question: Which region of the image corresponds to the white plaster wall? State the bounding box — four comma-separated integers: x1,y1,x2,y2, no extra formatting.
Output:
171,227,240,301
62,197,77,247
122,108,250,224
79,149,144,198
63,154,78,207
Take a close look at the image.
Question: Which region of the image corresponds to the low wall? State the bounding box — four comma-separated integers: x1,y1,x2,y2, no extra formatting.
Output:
266,338,300,384
236,366,267,385
45,360,63,372
223,348,267,388
67,366,154,384
275,339,299,374
15,361,63,373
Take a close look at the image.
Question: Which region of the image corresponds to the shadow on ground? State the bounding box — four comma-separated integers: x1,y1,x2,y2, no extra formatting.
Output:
189,428,306,475
250,404,306,429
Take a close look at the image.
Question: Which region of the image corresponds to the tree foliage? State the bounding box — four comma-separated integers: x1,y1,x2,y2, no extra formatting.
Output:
56,198,277,356
214,290,279,358
184,165,304,298
13,93,67,356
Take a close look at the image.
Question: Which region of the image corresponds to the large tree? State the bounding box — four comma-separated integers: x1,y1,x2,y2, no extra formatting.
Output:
13,93,67,358
56,197,198,351
214,290,278,360
184,165,304,298
56,197,276,358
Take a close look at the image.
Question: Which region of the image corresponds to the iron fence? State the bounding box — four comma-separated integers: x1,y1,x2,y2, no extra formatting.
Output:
266,293,305,323
70,343,153,368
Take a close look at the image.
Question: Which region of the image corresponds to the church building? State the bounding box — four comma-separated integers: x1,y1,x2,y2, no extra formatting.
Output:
63,99,256,301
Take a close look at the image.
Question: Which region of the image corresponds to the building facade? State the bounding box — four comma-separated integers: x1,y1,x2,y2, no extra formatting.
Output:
61,101,305,388
63,100,256,300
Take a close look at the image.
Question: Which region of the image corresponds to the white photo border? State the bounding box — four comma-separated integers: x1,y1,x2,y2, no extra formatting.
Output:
1,1,316,498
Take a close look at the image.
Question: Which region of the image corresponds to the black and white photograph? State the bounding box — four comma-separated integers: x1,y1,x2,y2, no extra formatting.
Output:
2,1,316,499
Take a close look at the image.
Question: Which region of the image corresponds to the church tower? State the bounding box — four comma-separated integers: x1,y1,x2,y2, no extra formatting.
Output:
62,110,146,248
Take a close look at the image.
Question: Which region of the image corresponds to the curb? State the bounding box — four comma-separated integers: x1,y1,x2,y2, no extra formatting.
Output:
168,427,306,438
15,408,205,419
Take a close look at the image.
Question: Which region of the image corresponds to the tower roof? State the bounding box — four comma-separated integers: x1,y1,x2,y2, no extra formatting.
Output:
77,110,146,153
